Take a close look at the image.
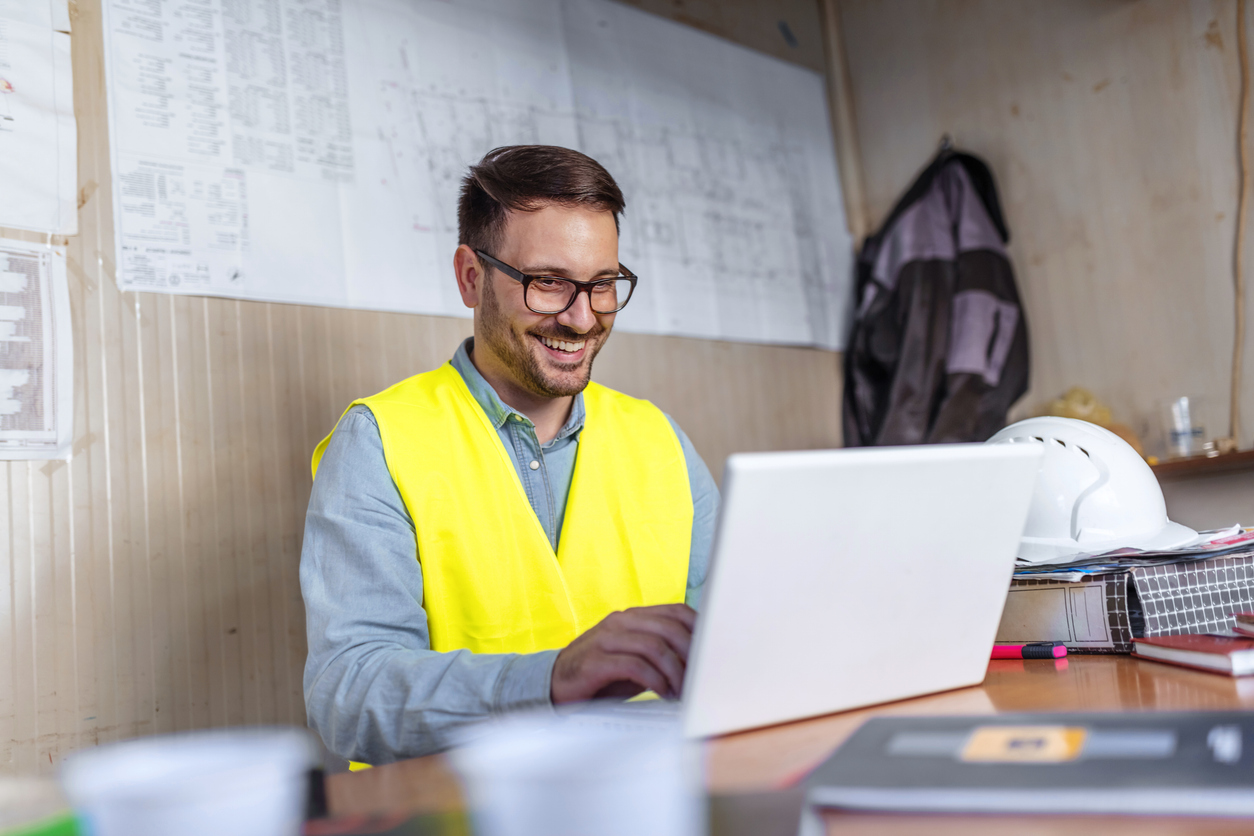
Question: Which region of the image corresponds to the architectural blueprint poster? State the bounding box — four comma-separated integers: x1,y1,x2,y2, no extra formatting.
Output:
101,0,853,349
0,238,72,460
0,0,76,235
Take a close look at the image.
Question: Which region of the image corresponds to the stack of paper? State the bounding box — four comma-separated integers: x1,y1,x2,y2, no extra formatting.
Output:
1012,527,1254,583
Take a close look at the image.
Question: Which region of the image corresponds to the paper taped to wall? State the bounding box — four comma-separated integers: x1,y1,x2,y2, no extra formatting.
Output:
0,238,72,460
99,0,852,348
0,1,76,234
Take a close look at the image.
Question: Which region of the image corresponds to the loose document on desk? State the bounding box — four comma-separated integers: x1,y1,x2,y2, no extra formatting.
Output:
0,238,71,460
99,0,853,349
0,0,76,234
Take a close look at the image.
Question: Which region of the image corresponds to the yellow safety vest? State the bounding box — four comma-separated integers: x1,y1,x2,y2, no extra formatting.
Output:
312,362,693,656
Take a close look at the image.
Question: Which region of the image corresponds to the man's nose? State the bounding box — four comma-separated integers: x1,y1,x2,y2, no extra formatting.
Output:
557,288,598,334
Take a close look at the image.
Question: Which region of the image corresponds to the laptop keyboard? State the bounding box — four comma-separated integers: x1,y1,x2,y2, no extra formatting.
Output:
563,698,683,734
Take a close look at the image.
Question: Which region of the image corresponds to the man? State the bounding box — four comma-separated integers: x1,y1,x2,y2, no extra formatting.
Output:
301,145,719,764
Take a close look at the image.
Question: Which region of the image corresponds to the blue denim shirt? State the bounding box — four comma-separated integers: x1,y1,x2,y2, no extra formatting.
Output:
300,338,719,764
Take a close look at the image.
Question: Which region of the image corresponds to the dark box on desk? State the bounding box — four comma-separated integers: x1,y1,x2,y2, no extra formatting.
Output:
995,551,1254,654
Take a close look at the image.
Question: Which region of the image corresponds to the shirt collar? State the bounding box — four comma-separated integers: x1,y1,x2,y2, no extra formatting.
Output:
450,338,586,441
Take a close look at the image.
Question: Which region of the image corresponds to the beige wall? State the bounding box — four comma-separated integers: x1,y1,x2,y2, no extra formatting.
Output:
1160,470,1254,530
835,0,1247,453
616,0,826,73
0,0,841,773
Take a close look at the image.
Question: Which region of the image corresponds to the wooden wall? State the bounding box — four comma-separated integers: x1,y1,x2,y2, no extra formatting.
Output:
834,0,1248,454
0,0,842,774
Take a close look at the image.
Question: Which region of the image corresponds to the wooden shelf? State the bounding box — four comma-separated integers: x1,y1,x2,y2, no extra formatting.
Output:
1150,449,1254,479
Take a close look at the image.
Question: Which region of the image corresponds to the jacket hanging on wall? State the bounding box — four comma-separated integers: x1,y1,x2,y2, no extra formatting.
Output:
842,149,1028,446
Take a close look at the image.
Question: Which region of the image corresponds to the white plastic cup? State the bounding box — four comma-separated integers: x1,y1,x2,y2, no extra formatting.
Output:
59,727,318,836
1163,395,1208,458
449,712,704,836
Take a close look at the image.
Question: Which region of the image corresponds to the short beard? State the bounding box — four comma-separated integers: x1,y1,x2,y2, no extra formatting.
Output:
478,278,606,398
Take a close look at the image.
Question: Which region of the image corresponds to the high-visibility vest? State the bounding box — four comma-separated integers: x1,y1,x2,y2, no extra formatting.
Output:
312,362,693,655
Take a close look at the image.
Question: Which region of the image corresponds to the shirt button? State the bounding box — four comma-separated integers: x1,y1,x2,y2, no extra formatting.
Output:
529,460,540,470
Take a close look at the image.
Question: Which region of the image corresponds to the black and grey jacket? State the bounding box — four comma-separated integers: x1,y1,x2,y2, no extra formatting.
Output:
842,150,1028,446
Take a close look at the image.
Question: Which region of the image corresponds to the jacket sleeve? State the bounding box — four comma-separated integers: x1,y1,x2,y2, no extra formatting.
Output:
871,259,957,445
928,249,1028,442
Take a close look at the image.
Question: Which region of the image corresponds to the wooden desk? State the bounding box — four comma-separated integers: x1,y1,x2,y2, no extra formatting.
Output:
326,656,1254,833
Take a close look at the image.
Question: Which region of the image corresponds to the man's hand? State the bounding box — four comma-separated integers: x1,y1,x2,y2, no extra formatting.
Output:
551,604,697,704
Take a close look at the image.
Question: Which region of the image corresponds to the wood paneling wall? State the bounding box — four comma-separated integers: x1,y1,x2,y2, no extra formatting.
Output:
834,0,1250,453
0,0,842,774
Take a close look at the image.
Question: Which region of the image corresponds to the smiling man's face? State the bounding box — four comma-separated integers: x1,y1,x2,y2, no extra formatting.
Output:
473,203,620,399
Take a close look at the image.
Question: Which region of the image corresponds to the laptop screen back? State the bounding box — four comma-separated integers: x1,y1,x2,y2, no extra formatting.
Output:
682,443,1042,738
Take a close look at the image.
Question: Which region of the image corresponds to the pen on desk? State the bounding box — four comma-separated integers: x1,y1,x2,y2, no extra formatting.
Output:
992,642,1067,660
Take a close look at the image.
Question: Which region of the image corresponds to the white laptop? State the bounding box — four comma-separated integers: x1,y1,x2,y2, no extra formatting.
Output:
676,442,1043,738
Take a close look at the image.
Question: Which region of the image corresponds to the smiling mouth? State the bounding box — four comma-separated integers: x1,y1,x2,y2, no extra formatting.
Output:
535,334,586,355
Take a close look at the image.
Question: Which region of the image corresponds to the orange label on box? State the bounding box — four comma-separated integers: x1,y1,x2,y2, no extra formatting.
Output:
960,726,1087,763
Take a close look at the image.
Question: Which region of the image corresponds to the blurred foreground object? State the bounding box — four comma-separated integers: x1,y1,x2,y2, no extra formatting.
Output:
843,145,1028,446
988,417,1196,562
803,712,1254,816
1041,386,1144,457
59,728,318,836
0,778,75,836
449,711,702,836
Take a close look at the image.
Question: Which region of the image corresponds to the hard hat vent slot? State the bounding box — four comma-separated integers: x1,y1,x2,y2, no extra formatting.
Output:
988,415,1198,561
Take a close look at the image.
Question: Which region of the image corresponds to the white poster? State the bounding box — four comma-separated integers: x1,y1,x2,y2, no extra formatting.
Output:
101,0,852,348
0,237,72,460
0,0,76,235
563,0,851,347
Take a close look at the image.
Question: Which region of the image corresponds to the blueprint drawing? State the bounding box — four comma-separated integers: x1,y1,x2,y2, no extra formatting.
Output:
102,0,852,348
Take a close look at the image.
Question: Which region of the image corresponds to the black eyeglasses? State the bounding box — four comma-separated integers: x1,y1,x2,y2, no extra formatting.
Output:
475,250,637,315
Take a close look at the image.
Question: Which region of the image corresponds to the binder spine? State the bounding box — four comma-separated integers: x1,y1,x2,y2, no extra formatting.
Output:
996,550,1254,655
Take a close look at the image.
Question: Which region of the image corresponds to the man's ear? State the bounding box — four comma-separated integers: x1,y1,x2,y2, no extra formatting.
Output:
454,245,485,309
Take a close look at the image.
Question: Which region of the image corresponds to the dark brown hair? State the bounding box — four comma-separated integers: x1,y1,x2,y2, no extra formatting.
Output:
458,145,625,256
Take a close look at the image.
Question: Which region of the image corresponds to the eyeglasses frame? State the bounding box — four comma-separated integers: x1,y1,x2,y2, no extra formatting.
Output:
474,249,638,315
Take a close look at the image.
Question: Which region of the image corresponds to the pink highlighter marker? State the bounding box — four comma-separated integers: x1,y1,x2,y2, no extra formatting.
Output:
991,642,1068,660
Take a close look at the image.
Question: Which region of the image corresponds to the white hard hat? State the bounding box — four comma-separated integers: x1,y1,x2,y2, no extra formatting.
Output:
986,416,1197,562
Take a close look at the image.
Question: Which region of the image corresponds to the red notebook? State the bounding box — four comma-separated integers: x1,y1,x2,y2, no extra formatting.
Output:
1133,634,1254,676
1233,611,1254,638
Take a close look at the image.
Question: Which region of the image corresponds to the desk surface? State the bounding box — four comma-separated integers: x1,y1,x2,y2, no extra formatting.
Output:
326,656,1254,833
